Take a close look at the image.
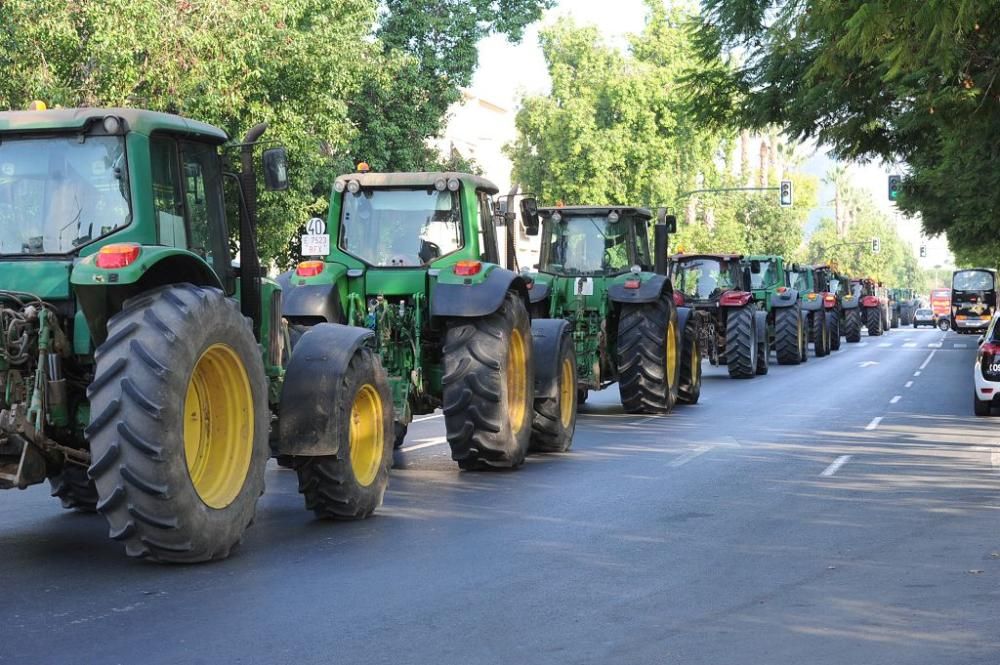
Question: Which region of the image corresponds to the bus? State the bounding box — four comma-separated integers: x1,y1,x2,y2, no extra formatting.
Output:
951,268,998,333
929,288,951,321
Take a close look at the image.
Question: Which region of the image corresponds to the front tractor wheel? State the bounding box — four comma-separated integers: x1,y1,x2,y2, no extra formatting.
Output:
49,465,98,512
844,309,863,342
812,310,830,357
774,306,803,365
529,324,577,453
443,292,534,470
617,296,680,413
725,305,757,379
87,285,269,563
293,349,393,520
828,311,842,351
866,307,884,336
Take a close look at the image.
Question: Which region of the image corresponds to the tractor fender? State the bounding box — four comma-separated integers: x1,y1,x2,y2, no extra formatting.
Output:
860,295,880,308
677,305,693,332
800,296,824,311
274,323,375,456
431,266,528,318
530,318,572,398
276,271,344,324
753,309,768,342
770,288,799,308
841,295,861,310
528,281,550,304
608,274,670,304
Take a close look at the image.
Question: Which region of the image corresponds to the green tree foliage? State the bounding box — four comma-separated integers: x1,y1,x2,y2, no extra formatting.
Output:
509,3,817,258
350,0,553,171
692,0,1000,267
0,0,373,261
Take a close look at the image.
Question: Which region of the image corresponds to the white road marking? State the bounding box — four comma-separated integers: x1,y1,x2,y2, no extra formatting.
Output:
903,342,917,348
878,342,892,348
865,417,883,431
669,445,712,467
914,371,921,376
905,381,913,388
412,413,443,423
859,361,879,368
919,350,937,370
820,455,853,477
928,342,942,348
857,342,868,347
400,436,448,452
890,395,901,404
954,343,968,349
993,449,1000,471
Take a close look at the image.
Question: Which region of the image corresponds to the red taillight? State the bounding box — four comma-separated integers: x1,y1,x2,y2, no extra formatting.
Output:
95,243,141,269
673,291,685,307
981,388,995,394
624,278,641,289
454,260,482,276
296,260,325,277
981,342,1000,356
824,294,836,302
777,286,788,294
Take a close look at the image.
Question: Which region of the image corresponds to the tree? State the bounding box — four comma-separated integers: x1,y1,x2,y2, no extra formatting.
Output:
691,0,1000,266
0,0,374,262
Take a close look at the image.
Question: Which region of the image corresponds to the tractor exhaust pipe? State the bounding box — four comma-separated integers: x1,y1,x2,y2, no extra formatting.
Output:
654,223,669,276
238,123,267,340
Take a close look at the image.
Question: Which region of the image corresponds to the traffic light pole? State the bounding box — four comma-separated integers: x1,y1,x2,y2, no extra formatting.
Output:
677,186,779,198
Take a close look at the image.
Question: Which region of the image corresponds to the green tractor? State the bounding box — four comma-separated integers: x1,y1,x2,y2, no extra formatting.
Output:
889,287,918,328
785,263,831,357
277,171,578,467
669,253,768,379
519,205,701,411
744,254,810,365
0,106,371,563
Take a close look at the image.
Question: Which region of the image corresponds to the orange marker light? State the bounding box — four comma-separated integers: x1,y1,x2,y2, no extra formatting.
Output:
296,260,325,277
454,260,482,276
95,243,140,269
356,162,371,173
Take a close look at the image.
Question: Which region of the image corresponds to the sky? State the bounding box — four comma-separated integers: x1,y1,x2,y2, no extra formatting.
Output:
465,0,953,268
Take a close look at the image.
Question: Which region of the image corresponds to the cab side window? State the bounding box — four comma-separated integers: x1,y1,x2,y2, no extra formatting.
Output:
477,191,499,264
179,141,229,280
150,136,186,247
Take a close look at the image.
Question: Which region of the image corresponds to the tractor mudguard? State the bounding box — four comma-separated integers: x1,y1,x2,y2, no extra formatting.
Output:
841,295,860,310
528,281,550,304
431,266,527,318
770,288,799,307
274,323,374,456
677,305,693,332
754,309,767,342
530,318,571,398
71,246,220,289
800,296,824,312
276,275,344,324
607,274,669,304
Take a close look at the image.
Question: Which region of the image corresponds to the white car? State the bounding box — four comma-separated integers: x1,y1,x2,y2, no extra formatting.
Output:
912,308,935,328
973,314,1000,415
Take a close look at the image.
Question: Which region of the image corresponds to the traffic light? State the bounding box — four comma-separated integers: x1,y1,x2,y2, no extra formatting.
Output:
871,237,881,254
888,175,901,201
919,244,927,258
779,180,793,207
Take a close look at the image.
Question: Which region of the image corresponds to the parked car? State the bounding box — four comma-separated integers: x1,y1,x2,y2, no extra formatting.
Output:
973,314,1000,415
912,308,936,328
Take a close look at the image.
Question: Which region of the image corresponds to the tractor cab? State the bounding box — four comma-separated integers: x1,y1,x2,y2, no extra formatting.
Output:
670,253,748,306
536,207,651,277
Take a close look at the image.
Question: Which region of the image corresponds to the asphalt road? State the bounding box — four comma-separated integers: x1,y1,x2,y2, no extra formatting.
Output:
2,326,999,664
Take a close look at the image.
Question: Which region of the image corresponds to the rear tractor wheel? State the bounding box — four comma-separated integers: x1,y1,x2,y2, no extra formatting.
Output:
812,310,830,357
844,309,862,343
828,311,842,351
774,306,802,365
617,296,680,413
677,317,702,405
87,285,269,563
49,464,98,512
443,292,534,469
866,307,884,336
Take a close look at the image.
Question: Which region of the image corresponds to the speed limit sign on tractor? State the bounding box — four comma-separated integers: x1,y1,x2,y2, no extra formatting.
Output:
301,217,330,256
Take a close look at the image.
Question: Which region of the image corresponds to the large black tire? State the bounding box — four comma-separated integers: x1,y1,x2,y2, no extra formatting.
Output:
577,388,589,405
393,422,408,449
845,309,862,342
87,284,269,563
799,312,809,363
974,394,992,416
725,305,757,379
677,318,702,405
530,330,577,453
49,464,98,512
294,347,393,519
891,311,900,328
866,307,884,336
617,296,680,413
828,311,842,351
443,292,534,469
774,306,802,365
756,325,770,375
812,310,830,357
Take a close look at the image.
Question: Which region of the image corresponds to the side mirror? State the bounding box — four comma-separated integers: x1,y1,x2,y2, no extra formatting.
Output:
262,147,289,191
520,197,539,236
750,260,762,274
656,208,677,233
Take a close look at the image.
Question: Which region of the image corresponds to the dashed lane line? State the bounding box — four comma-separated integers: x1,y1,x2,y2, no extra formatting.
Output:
919,350,937,370
905,381,913,388
890,395,901,404
865,417,883,431
820,455,853,477
879,342,893,348
412,413,443,423
914,371,921,376
903,342,917,348
954,343,968,349
399,436,448,452
670,445,713,467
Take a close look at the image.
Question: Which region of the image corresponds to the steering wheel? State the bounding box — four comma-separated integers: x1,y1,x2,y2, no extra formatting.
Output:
419,240,441,264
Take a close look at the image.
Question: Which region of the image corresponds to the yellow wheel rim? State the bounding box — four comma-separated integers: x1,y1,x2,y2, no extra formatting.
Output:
506,328,527,433
666,317,678,386
349,384,384,487
184,344,254,509
559,357,574,428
